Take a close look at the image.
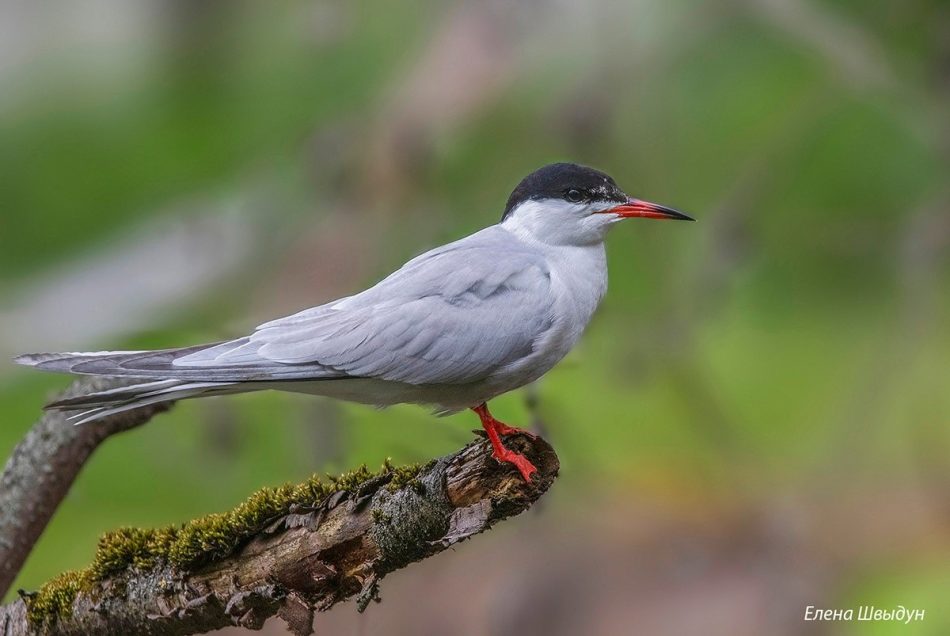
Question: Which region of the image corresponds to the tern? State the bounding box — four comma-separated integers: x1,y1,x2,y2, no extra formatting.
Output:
16,163,693,481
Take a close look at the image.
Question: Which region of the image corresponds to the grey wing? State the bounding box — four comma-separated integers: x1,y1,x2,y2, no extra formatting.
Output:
235,243,554,385
19,228,553,386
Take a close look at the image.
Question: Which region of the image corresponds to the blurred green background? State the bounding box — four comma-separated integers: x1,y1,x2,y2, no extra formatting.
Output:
1,1,948,634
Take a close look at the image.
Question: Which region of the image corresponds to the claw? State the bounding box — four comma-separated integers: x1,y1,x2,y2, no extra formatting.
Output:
492,447,538,482
471,403,538,483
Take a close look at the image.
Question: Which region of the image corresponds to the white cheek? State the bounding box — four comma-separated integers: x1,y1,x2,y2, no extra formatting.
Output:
502,199,613,245
580,213,620,233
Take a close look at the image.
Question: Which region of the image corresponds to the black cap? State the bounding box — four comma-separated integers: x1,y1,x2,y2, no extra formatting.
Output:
501,163,628,221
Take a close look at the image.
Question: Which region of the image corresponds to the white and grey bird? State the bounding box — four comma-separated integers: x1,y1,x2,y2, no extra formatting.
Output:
16,163,693,481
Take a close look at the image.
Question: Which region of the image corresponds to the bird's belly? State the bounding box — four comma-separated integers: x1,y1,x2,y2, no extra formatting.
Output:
276,378,498,413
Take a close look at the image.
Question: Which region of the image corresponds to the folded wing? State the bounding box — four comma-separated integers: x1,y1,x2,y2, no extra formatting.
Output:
19,228,554,388
181,228,555,385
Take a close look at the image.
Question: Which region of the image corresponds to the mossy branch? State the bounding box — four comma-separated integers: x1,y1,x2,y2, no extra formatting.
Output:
0,434,559,636
0,378,173,599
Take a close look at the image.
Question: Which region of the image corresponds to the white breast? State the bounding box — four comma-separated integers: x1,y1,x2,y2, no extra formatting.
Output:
486,240,607,392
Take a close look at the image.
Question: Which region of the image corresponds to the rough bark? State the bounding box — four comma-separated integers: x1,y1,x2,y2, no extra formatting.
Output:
0,378,171,598
0,433,558,636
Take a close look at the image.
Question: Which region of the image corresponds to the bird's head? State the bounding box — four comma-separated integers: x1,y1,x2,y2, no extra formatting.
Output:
500,162,693,246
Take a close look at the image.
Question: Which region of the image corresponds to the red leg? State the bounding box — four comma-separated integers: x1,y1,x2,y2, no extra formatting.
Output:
471,403,538,482
491,419,537,438
472,404,537,438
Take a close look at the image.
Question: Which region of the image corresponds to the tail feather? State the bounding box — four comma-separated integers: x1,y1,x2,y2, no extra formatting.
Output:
47,379,184,409
14,343,227,378
14,340,345,425
14,341,341,382
45,379,248,425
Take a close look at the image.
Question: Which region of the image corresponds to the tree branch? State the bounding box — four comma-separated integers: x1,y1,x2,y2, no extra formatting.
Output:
0,432,558,636
0,378,172,598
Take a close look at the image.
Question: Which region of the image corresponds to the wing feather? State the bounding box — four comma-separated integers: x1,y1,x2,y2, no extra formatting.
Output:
19,226,554,388
249,227,554,385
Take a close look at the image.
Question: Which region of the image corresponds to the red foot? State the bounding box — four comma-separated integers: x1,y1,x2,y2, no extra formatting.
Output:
492,446,538,482
491,420,537,439
471,403,538,482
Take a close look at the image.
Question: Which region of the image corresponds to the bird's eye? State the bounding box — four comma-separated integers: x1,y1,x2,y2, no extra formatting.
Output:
566,189,584,203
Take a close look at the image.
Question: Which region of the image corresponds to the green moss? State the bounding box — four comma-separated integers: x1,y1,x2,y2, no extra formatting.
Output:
88,526,179,580
24,569,94,626
25,460,423,629
386,458,430,492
